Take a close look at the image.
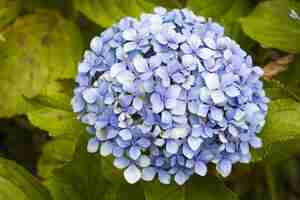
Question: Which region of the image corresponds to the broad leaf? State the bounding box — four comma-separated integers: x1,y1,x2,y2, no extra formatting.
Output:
0,157,52,200
73,0,180,28
0,0,21,29
44,135,111,200
0,11,83,117
28,106,85,137
240,0,300,53
144,176,238,200
187,0,255,49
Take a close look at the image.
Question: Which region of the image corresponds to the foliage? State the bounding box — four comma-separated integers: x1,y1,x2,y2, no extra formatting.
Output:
0,0,300,199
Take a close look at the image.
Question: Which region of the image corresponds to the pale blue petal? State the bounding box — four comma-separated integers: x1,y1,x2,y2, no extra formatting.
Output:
166,140,180,154
82,88,98,104
210,107,224,122
174,171,187,185
133,54,148,73
158,170,171,184
142,167,156,181
197,48,216,59
113,157,130,169
202,72,220,90
217,159,232,177
171,101,186,115
110,62,126,77
195,161,207,176
249,137,262,148
161,110,172,124
150,93,164,113
224,85,240,97
100,141,113,156
78,62,92,73
87,138,99,153
116,70,135,86
128,146,141,160
137,155,151,167
119,129,132,141
124,164,142,184
132,97,143,110
211,90,227,105
123,28,138,41
187,136,203,151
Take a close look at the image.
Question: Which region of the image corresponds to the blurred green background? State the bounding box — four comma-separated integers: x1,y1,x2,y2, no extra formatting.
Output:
0,0,300,199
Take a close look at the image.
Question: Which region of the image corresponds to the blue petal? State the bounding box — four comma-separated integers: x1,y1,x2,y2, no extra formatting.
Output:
71,96,85,113
129,146,141,160
187,136,203,151
116,70,135,86
174,171,188,185
166,84,181,99
87,138,99,153
249,137,262,148
113,157,130,169
132,97,143,110
124,164,142,184
240,142,249,154
203,37,216,49
197,48,216,59
90,36,103,54
123,42,138,52
211,90,227,105
198,103,210,117
119,129,132,141
161,110,172,124
195,161,207,176
166,140,180,154
202,72,220,90
224,85,240,97
110,62,126,77
150,93,164,113
112,146,124,157
142,167,156,181
137,155,151,167
82,88,98,104
158,170,171,184
133,54,148,73
209,107,224,122
78,62,92,73
217,159,232,177
100,141,113,156
171,101,186,115
136,138,151,148
188,34,202,49
123,28,138,41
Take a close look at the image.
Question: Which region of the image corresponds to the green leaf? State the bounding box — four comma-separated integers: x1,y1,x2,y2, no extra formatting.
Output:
0,11,84,117
253,98,300,164
144,176,238,200
187,0,255,49
0,0,21,29
37,136,77,178
240,0,300,53
0,157,52,200
73,0,180,28
28,106,85,137
144,181,184,200
278,55,300,98
261,98,300,143
44,134,111,200
187,0,234,19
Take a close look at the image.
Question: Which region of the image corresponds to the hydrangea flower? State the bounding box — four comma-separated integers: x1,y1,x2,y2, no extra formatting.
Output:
72,7,269,185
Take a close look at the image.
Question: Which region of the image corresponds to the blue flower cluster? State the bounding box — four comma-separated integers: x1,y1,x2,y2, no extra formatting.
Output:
72,7,269,185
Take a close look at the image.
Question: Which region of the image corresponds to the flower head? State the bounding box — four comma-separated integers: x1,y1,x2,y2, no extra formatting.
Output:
72,7,269,185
